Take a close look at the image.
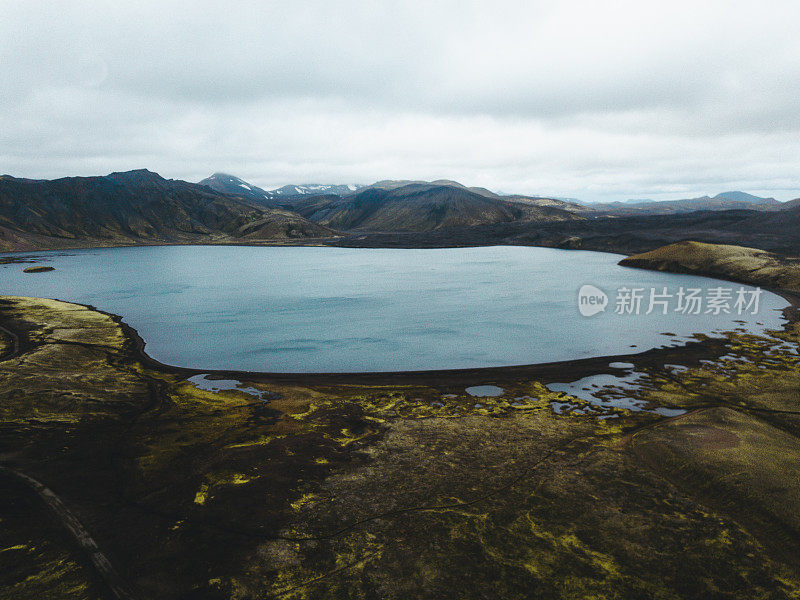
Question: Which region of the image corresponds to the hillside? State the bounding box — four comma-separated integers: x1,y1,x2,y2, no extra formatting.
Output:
360,179,498,198
619,241,800,293
357,179,585,209
0,170,335,251
587,191,781,215
331,206,800,257
199,173,587,218
781,198,800,210
282,182,582,232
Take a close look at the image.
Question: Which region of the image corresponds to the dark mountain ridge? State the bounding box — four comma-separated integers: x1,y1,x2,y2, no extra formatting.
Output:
3,170,799,256
780,198,800,210
326,205,800,257
0,170,334,251
197,173,367,204
282,182,582,232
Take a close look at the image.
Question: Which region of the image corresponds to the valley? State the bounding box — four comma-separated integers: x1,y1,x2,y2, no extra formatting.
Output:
2,170,800,599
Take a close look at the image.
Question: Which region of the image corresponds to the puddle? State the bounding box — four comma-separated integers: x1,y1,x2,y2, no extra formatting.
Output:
465,385,504,397
551,401,582,414
548,373,647,411
547,370,686,417
187,374,277,402
511,395,537,407
549,335,797,419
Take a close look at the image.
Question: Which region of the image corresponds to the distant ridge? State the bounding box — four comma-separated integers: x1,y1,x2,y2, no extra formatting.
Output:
781,197,800,210
0,170,335,251
712,191,778,204
196,174,605,213
198,174,366,202
270,183,364,197
4,170,799,254
585,191,781,215
280,181,582,232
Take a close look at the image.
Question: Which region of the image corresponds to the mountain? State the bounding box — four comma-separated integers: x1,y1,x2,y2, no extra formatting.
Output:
281,182,582,232
198,174,366,204
586,191,780,215
780,198,800,210
360,179,498,198
356,179,585,210
0,170,335,251
270,184,363,197
358,180,430,192
207,175,584,214
198,173,274,205
712,191,778,205
6,170,797,255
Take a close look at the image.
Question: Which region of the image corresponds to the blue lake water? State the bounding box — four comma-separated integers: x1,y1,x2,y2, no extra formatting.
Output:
0,245,788,372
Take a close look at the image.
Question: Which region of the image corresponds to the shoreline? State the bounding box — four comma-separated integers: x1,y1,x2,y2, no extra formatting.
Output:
3,242,798,386
43,287,798,388
0,237,617,256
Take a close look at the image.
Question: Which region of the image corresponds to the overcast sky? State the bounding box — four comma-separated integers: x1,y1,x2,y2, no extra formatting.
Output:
2,1,799,202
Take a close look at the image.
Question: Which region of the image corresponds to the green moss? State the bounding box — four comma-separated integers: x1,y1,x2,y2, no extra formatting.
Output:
2,295,800,599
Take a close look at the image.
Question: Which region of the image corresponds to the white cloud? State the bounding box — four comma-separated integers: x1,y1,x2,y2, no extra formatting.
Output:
1,0,799,201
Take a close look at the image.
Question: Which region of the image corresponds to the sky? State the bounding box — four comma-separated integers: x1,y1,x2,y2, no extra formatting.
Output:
2,0,799,202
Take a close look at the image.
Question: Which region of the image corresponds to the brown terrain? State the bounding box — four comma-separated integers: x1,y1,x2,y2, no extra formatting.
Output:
2,171,800,598
1,243,799,598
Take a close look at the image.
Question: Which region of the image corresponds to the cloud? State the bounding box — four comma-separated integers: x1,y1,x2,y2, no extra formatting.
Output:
1,0,799,201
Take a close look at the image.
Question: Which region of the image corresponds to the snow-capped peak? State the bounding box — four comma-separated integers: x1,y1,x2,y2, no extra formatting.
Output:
269,183,364,196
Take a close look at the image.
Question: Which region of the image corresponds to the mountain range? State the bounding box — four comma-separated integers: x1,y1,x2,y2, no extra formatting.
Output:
271,183,364,197
1,169,798,254
199,173,789,216
0,170,584,251
279,182,581,232
583,192,783,215
198,173,363,204
0,170,333,251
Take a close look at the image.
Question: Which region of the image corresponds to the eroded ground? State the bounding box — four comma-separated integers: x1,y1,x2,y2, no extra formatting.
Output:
1,296,799,599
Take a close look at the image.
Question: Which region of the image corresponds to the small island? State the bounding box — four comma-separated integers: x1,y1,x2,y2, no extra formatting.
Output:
22,265,55,273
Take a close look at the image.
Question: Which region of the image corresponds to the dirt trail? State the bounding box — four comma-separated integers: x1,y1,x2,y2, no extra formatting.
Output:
0,465,140,600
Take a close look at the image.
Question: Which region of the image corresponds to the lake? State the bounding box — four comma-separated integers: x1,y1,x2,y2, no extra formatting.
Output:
0,245,788,372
